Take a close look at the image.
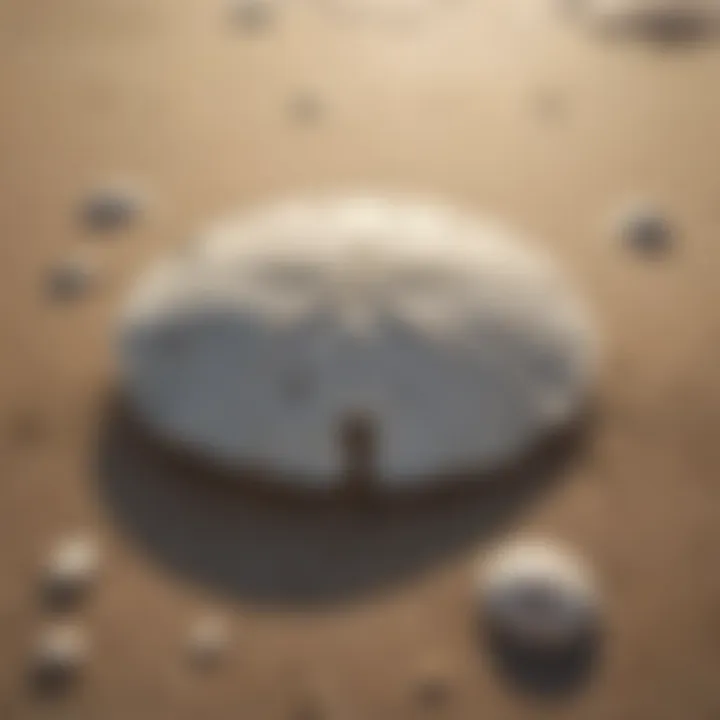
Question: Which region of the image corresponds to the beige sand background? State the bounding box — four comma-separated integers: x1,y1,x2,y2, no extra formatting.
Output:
2,0,720,717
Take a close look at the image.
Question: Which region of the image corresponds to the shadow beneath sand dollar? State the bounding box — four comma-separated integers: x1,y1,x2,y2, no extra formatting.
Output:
96,396,594,607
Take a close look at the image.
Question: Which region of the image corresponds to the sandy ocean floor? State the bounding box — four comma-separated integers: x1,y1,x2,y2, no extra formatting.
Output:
2,0,720,717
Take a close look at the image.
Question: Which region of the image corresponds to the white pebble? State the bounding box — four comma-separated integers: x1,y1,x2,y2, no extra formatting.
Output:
32,623,89,682
478,538,599,650
187,614,230,668
44,535,100,605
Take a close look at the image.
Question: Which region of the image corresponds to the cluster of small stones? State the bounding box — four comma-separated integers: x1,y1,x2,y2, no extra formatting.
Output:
29,526,599,697
32,534,100,688
46,183,144,303
33,534,234,689
37,180,145,686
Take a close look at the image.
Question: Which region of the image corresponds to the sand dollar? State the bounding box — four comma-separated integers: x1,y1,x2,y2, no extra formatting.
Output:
118,196,597,486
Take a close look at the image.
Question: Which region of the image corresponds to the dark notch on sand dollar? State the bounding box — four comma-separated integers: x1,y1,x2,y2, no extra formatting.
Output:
339,410,378,496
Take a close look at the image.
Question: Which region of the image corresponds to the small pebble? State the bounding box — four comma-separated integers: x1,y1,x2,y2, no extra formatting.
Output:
47,256,97,300
228,0,275,31
43,535,100,608
413,662,452,707
478,538,599,652
82,184,143,232
617,204,673,257
288,91,323,125
31,623,88,688
187,614,230,669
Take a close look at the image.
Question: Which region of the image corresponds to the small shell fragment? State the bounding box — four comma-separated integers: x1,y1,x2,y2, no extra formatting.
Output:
43,535,100,607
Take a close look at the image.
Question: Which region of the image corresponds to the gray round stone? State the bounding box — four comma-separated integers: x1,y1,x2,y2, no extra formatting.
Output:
47,256,97,300
82,184,144,232
478,538,600,650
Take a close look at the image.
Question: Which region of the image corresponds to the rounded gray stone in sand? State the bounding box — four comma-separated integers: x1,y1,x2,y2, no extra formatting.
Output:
47,256,97,300
478,538,600,651
616,203,673,256
82,184,144,232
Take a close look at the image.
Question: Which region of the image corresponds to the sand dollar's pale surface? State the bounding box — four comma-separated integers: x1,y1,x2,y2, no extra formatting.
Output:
118,196,597,486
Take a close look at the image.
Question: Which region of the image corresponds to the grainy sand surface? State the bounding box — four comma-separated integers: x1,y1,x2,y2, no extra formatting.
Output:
2,0,720,717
